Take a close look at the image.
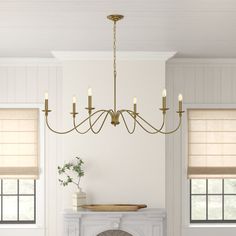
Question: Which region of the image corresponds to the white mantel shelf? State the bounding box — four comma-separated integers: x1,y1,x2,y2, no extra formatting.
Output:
64,208,166,236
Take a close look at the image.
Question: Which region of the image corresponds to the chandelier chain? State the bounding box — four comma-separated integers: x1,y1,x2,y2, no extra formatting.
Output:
113,20,117,112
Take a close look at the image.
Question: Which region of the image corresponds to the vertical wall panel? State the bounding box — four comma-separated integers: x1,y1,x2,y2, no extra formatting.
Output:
0,67,8,103
204,66,221,104
7,67,16,103
172,65,184,235
46,66,58,236
15,66,27,103
0,60,62,236
195,66,205,103
55,66,63,236
166,59,236,236
183,66,195,104
26,66,38,103
165,65,174,236
220,66,232,103
37,66,49,102
231,68,236,103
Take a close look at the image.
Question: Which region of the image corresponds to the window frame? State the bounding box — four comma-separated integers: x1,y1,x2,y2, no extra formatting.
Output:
0,179,36,224
182,104,236,228
0,104,44,228
190,179,236,223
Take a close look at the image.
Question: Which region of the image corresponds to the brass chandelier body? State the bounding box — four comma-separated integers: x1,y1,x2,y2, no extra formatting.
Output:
42,15,184,135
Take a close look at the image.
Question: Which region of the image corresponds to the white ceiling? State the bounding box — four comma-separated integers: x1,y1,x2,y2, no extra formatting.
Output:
1,0,236,58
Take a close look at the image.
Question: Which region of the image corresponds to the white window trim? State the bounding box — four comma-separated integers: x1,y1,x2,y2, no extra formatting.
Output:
182,103,236,229
0,104,45,230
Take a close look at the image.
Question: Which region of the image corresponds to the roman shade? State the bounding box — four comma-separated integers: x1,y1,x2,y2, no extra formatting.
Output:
188,109,236,178
0,109,39,179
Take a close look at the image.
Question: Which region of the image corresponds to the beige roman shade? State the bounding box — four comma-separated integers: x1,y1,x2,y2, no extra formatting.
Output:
0,109,39,179
188,109,236,178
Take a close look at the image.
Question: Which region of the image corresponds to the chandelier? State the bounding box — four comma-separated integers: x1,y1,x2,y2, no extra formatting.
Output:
42,14,184,134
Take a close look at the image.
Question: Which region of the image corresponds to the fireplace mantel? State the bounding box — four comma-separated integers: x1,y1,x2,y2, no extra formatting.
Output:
64,208,166,236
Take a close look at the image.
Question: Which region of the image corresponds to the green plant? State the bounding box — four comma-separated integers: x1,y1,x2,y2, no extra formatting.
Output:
58,157,84,190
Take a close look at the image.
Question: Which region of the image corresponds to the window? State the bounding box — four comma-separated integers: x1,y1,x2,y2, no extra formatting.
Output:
0,108,40,224
0,179,36,223
188,109,236,223
190,179,236,222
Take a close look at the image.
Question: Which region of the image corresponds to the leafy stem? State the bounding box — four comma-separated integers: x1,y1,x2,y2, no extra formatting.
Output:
58,157,84,190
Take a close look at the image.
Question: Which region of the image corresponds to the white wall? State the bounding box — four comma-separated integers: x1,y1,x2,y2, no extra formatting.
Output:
59,58,166,211
166,59,236,236
0,56,168,236
0,60,62,236
2,57,236,235
4,57,236,236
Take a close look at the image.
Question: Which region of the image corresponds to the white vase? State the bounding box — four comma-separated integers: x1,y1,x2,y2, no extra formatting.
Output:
72,188,87,211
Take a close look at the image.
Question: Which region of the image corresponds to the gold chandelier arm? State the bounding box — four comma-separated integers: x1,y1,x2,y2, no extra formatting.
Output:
74,109,109,130
118,111,137,134
45,110,108,134
159,115,182,134
73,110,108,134
135,113,165,134
73,118,90,134
88,110,111,134
136,112,182,134
45,116,78,134
120,110,165,134
130,112,165,134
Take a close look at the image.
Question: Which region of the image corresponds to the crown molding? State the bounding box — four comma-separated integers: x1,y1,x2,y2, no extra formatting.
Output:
51,51,176,62
168,58,236,65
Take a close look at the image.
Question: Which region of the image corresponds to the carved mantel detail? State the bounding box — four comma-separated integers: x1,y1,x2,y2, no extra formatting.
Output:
98,230,132,236
63,208,166,236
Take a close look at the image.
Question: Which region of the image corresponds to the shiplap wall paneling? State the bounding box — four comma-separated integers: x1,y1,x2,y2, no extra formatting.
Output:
7,67,17,103
194,66,205,103
26,66,38,103
46,65,62,236
15,67,27,102
183,66,195,104
166,60,236,236
55,66,64,235
205,67,221,104
165,66,175,236
231,68,236,102
221,66,234,103
0,62,62,236
0,67,8,103
174,67,184,236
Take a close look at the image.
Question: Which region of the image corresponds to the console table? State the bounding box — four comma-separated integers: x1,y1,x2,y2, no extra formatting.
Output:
64,208,166,236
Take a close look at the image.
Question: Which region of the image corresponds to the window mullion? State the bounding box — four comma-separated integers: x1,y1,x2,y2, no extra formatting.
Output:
17,180,19,221
34,180,36,222
222,179,224,220
190,180,192,222
206,179,208,220
1,179,2,221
